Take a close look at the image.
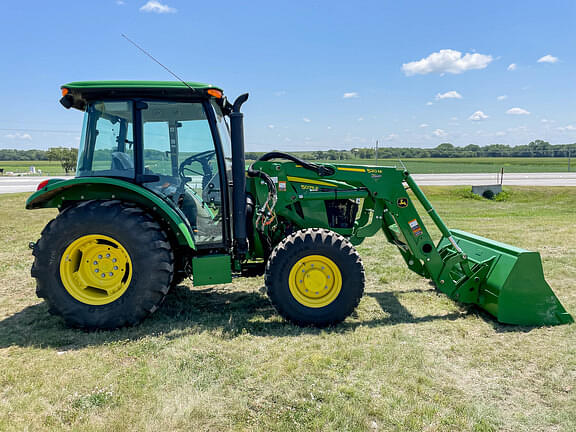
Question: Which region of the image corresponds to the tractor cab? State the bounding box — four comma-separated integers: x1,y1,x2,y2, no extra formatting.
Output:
62,81,233,247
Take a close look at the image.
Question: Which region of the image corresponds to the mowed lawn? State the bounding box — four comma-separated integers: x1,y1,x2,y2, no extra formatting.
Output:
0,187,574,431
2,156,575,175
323,157,574,174
0,160,67,175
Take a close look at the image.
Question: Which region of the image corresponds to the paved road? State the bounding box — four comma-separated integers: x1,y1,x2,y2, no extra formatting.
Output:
0,176,65,194
1,173,576,194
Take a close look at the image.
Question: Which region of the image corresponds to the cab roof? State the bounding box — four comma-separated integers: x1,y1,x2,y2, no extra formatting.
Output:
61,81,224,110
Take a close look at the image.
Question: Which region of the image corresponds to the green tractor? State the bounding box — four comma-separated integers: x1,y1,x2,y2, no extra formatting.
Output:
27,81,573,329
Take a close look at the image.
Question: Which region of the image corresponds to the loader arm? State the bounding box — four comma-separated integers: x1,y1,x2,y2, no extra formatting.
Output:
248,160,573,326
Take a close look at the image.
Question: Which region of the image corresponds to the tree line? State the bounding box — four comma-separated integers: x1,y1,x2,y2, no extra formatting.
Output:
247,140,576,160
2,140,576,165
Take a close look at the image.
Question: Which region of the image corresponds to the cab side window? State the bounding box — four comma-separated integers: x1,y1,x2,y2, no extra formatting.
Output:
78,101,134,178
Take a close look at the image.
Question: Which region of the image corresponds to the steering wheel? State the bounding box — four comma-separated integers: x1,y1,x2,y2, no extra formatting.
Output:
178,150,216,179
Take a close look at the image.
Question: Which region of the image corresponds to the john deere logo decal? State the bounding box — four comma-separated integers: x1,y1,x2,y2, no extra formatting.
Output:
397,198,408,208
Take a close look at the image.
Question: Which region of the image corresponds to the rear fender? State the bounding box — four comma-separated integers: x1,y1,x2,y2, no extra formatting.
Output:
26,177,195,249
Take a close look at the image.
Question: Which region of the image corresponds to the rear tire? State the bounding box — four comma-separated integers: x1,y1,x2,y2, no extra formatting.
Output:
31,200,174,329
265,228,365,327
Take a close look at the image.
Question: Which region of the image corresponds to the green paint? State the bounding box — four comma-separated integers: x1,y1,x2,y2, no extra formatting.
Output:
438,230,573,325
246,160,572,325
63,81,222,91
26,177,195,249
192,255,232,286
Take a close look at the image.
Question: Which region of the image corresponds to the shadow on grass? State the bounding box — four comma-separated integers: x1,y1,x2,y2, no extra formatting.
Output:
0,284,524,350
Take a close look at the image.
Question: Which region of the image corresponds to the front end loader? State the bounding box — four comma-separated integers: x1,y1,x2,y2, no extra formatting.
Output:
26,81,573,329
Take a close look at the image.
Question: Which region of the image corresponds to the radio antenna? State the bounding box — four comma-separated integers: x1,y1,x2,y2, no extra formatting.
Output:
121,33,196,92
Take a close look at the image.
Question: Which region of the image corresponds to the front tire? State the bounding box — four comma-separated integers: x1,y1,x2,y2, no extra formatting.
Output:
265,228,365,327
31,200,174,329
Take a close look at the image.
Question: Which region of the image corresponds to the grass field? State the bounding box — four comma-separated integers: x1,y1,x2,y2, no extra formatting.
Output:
331,157,574,174
0,160,68,175
1,157,575,176
0,188,575,431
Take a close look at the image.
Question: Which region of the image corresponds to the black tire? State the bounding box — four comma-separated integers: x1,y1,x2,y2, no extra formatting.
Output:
265,228,365,327
31,200,174,329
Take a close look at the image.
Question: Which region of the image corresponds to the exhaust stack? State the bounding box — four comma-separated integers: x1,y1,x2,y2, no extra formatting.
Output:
230,93,249,258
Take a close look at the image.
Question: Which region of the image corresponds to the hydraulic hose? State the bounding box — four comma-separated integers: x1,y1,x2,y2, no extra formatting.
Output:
256,152,335,176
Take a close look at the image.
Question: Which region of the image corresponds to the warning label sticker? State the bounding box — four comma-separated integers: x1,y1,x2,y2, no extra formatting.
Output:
408,219,423,237
278,181,287,191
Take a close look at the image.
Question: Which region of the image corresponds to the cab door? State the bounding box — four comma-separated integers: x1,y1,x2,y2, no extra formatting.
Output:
138,100,227,247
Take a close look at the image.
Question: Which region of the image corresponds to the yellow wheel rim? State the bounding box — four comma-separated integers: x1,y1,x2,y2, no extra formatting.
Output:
59,234,132,305
288,255,342,308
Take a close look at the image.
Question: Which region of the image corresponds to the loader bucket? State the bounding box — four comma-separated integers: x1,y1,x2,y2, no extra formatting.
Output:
439,229,573,326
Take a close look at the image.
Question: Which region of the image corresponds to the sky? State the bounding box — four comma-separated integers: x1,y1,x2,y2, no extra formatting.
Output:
0,0,575,152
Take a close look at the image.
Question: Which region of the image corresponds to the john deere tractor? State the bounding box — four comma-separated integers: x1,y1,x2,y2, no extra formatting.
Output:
26,81,573,329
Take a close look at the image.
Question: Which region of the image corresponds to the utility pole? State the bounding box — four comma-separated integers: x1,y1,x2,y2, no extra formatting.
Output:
375,140,379,162
568,149,571,172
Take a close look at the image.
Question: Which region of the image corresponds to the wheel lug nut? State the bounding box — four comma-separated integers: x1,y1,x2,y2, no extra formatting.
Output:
93,261,98,265
95,269,99,273
112,258,117,263
106,253,110,258
113,266,118,270
101,274,105,278
109,272,113,276
98,255,102,259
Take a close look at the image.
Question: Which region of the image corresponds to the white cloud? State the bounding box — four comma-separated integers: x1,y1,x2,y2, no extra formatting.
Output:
273,90,286,96
497,95,508,101
357,117,364,122
469,110,489,121
537,54,558,64
383,133,398,141
419,123,429,128
140,1,177,14
432,129,447,138
426,101,434,106
402,49,492,76
267,124,275,129
4,133,32,140
435,90,462,100
116,0,125,5
495,131,507,137
303,118,311,123
343,92,359,99
557,125,576,131
507,63,517,71
506,107,530,115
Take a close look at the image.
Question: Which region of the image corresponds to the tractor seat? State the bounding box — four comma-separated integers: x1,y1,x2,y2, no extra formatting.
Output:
111,152,134,170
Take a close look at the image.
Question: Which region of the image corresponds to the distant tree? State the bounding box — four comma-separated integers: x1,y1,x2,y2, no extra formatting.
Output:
528,140,552,157
463,144,480,155
47,147,78,174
